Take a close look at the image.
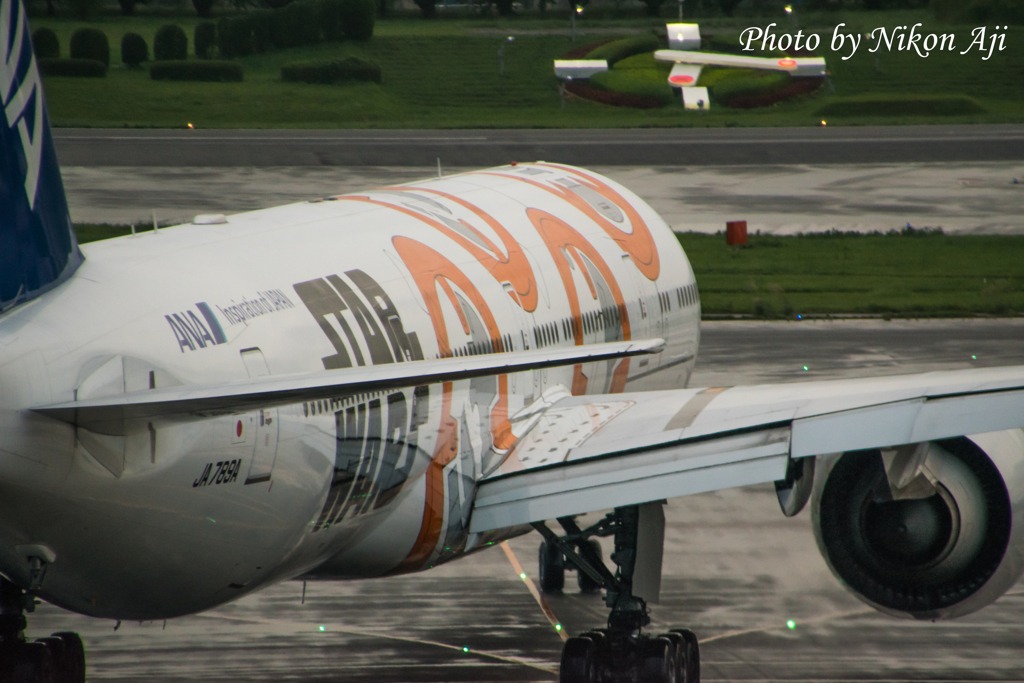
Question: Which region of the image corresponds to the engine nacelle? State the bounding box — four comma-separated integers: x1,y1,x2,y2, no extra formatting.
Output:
811,430,1024,620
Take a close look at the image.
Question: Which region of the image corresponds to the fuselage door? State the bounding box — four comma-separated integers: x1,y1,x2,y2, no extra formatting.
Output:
619,253,662,373
240,347,279,485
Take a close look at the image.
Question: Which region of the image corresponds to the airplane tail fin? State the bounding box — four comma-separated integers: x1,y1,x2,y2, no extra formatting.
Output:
0,0,82,313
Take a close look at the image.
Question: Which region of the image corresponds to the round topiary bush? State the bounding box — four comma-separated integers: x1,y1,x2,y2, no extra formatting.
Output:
32,27,60,59
194,22,216,59
339,0,374,41
216,15,253,58
273,0,320,49
121,32,148,67
154,24,188,61
250,10,274,52
318,0,344,42
70,28,110,67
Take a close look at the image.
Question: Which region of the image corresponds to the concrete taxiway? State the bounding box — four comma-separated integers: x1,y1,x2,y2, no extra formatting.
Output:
63,162,1024,234
27,319,1024,682
53,125,1024,167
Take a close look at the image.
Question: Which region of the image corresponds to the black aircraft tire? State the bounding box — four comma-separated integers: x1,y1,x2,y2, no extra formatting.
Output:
19,641,56,683
639,637,673,683
660,632,686,682
53,632,86,683
36,638,68,683
539,540,565,593
560,636,597,683
670,629,700,683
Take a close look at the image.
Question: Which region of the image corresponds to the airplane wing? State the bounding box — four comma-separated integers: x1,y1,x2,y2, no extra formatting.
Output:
470,365,1024,532
32,339,665,436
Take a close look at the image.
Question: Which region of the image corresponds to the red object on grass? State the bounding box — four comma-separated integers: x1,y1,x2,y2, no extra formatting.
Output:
726,220,748,246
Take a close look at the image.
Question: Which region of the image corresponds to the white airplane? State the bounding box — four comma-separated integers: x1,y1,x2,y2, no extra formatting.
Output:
3,1,1024,680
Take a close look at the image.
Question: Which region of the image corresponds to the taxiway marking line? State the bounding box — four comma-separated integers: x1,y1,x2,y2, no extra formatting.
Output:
196,611,559,674
501,541,569,643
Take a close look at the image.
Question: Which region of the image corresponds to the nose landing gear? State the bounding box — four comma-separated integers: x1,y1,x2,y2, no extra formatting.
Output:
535,505,700,683
0,577,86,683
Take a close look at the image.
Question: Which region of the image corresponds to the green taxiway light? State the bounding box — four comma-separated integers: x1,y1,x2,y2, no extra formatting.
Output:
787,620,796,629
555,624,562,631
463,647,470,653
520,572,527,579
802,366,808,371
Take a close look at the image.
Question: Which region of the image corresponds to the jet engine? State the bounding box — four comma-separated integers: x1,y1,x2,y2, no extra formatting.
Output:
811,430,1024,620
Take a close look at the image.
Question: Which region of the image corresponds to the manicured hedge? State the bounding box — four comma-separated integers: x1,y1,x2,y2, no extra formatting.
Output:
564,80,664,109
150,60,243,82
817,95,986,118
319,0,345,42
710,70,790,106
934,0,1024,24
39,58,106,77
32,27,60,59
250,10,275,52
121,32,148,67
154,24,187,61
69,28,109,67
589,68,673,104
217,15,251,58
194,22,217,59
339,0,374,40
725,77,822,109
586,35,659,66
273,0,320,49
217,0,374,57
280,57,381,84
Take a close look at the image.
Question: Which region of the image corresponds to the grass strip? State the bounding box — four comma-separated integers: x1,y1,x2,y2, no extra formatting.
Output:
679,231,1024,318
817,95,986,117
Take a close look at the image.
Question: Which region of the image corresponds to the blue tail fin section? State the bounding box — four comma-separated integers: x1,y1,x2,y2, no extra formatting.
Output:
0,0,82,312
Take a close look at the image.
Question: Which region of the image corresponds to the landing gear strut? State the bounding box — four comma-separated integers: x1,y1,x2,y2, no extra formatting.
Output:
534,505,700,683
0,576,86,683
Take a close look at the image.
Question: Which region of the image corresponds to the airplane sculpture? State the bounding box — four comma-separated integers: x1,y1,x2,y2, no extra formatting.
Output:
2,1,1023,681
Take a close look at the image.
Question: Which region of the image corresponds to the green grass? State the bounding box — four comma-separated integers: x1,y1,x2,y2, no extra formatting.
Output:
75,223,149,241
30,10,1024,128
677,231,1024,318
818,94,986,117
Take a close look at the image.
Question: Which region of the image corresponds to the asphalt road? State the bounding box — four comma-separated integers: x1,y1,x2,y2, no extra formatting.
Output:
28,319,1024,682
53,124,1024,167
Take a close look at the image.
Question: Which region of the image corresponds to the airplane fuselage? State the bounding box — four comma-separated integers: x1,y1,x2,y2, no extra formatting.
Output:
0,164,699,621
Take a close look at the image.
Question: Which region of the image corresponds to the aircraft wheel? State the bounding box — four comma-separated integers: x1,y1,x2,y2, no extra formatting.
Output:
53,632,86,683
538,540,565,593
560,635,598,683
576,540,603,593
639,636,674,683
36,637,70,683
670,629,700,683
660,631,686,682
14,641,56,683
580,629,607,650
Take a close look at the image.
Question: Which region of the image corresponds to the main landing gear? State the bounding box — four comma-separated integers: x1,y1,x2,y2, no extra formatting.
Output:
0,577,86,683
534,505,700,683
